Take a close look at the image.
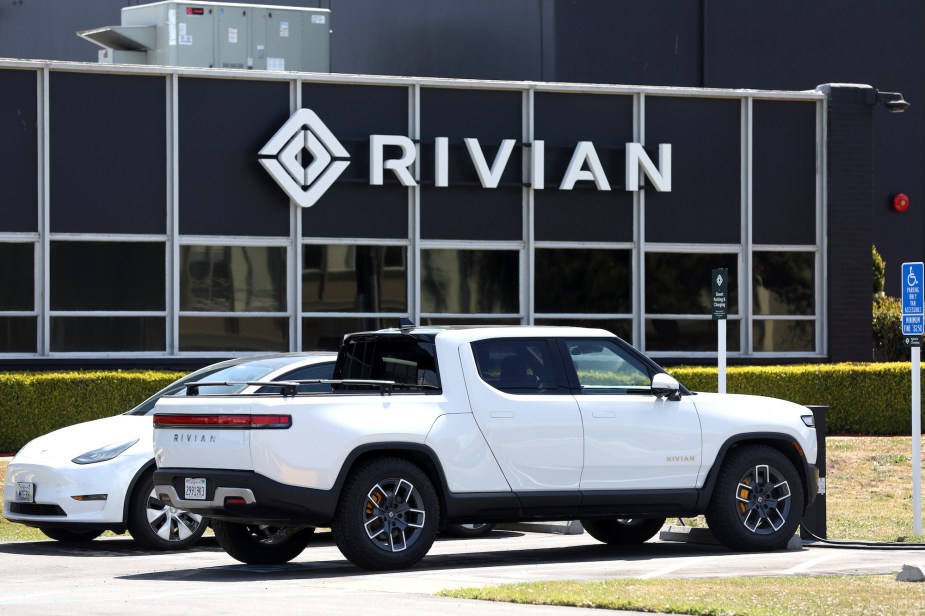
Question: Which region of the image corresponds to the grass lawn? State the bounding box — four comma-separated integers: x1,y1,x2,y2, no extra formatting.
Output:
440,575,925,615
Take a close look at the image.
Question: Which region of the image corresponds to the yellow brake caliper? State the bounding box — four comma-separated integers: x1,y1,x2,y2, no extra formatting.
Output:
367,490,383,515
738,478,751,514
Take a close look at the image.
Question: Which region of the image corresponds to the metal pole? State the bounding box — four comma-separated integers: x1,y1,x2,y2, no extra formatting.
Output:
914,345,922,536
718,319,726,394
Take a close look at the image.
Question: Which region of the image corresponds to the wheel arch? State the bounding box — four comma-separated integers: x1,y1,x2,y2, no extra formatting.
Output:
120,460,156,529
332,442,450,527
697,433,813,512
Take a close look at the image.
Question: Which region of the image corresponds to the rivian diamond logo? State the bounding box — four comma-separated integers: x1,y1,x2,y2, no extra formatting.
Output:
258,109,350,208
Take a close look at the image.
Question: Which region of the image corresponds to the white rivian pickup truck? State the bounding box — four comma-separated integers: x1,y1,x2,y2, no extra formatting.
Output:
153,325,818,570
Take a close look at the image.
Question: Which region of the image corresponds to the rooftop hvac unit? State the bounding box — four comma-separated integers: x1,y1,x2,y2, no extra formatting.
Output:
78,1,331,72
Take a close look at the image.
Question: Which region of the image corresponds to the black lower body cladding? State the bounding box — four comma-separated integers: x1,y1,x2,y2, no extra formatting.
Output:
152,468,339,526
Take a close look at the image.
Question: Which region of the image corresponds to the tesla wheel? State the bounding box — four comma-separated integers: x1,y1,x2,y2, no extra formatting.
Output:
212,519,314,565
333,457,439,571
442,523,496,538
39,528,103,543
580,518,666,545
705,444,804,551
127,470,207,550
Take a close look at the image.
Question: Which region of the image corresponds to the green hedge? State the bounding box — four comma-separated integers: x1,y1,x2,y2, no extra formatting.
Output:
670,363,923,435
0,371,183,454
1,363,923,453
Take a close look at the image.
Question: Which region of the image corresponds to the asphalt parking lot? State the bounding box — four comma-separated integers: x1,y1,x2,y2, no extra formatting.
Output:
1,527,924,615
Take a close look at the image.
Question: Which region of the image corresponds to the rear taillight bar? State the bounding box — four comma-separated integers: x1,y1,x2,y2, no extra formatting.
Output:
153,414,292,429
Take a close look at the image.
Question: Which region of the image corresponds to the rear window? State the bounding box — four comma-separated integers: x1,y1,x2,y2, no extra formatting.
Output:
335,335,439,391
128,362,288,415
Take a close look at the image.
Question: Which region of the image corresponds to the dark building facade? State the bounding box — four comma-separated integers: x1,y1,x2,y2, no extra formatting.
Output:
0,1,919,367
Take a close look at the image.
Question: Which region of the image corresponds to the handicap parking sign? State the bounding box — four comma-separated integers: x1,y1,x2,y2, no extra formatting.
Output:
902,262,925,336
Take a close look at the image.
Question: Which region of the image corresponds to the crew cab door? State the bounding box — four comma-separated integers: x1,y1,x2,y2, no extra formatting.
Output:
460,338,583,492
561,338,702,490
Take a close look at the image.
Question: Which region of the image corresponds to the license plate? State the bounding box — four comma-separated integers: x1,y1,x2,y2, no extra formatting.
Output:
184,478,207,500
15,482,34,503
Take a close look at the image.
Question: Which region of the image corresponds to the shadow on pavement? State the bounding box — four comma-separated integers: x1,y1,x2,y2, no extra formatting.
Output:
114,537,726,583
0,535,223,558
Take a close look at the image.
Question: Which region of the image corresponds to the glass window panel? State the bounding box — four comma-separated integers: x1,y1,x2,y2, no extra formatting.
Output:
302,245,407,312
472,339,560,394
421,249,519,314
645,318,741,352
564,339,652,392
180,246,286,312
753,320,815,352
534,318,632,342
50,317,164,352
753,252,815,315
0,243,34,310
0,317,36,353
51,242,164,311
302,316,391,351
645,253,738,314
535,249,631,313
271,362,337,394
179,317,288,352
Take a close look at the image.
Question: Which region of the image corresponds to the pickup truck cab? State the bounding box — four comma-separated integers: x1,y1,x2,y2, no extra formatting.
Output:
153,325,818,570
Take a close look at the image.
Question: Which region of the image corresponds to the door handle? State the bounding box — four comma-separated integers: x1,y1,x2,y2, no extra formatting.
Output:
490,411,515,418
592,410,616,418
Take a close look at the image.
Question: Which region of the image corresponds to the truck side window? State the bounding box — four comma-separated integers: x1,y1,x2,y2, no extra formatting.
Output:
566,339,653,394
472,339,558,394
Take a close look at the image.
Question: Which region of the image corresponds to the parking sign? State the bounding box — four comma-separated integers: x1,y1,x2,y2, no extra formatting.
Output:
902,262,925,336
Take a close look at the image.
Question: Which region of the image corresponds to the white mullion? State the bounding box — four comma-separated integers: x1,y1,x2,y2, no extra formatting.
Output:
38,67,50,356
410,84,421,325
644,243,742,253
291,79,302,351
635,91,644,349
742,96,753,355
168,73,180,355
817,98,828,356
419,240,523,251
524,87,534,325
303,237,409,247
178,235,292,246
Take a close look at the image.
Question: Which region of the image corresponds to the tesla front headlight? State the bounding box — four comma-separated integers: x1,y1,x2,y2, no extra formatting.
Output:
72,438,140,465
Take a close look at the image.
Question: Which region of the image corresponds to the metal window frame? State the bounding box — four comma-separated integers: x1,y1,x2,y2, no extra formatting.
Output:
9,59,827,359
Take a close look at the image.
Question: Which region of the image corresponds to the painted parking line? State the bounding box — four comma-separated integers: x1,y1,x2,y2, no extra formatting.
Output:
781,553,843,575
637,559,698,579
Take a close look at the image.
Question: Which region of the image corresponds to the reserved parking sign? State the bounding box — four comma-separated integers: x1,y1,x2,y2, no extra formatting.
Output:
902,262,924,336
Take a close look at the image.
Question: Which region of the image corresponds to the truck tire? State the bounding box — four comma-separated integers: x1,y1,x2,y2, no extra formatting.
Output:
213,519,314,565
705,444,804,551
580,518,666,545
127,469,207,550
333,457,439,570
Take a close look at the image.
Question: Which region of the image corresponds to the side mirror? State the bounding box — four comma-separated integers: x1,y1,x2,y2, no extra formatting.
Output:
651,373,681,401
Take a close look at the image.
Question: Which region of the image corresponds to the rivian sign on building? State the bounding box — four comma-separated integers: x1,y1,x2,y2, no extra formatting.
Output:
260,108,672,208
3,59,876,367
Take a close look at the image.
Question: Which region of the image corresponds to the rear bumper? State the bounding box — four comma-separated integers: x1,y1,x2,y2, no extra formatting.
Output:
153,468,338,526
